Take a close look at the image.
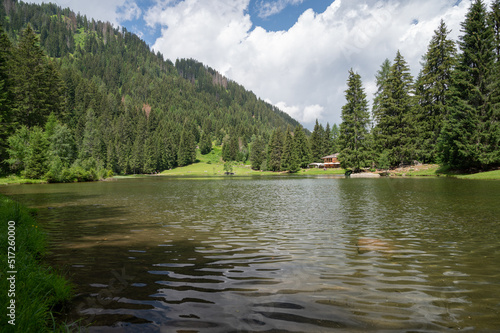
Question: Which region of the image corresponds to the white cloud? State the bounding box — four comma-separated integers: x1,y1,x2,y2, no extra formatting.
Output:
116,1,142,22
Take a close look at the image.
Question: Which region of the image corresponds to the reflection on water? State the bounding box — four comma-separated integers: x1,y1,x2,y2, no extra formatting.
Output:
1,177,500,332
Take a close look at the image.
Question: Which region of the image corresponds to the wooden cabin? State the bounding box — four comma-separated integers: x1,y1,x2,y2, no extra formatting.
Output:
321,154,340,168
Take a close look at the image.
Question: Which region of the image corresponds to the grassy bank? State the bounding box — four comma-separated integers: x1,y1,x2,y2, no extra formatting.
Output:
0,194,72,332
386,165,500,180
0,175,47,185
457,169,500,180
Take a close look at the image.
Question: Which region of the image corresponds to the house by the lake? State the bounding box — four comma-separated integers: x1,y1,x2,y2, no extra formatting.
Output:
322,154,340,168
308,154,341,168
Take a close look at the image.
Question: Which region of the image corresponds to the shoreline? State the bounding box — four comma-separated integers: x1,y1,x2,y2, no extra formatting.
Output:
2,164,500,185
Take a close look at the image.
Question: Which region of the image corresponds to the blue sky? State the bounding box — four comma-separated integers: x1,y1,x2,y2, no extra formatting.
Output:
28,0,488,129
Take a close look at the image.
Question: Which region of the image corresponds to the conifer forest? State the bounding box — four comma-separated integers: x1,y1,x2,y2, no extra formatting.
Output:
0,0,499,181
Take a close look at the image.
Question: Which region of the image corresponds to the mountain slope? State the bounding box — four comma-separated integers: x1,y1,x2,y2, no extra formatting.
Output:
0,0,302,175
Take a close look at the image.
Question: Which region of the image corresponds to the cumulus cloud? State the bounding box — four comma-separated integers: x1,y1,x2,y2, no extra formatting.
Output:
116,0,142,22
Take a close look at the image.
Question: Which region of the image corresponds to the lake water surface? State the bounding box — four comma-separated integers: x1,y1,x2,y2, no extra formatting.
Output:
1,176,499,332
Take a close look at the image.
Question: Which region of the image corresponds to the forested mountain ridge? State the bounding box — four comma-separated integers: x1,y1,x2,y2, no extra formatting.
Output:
0,0,302,179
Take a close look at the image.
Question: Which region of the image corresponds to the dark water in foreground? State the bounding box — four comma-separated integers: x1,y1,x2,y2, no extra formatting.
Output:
1,176,500,332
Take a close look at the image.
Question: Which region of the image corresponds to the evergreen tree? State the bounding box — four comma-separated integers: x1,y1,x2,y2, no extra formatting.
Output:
266,128,284,172
11,24,62,128
330,123,340,153
222,135,238,161
323,123,332,156
6,126,31,173
414,20,456,163
24,127,49,179
372,59,392,124
373,51,415,167
280,126,300,173
310,120,325,162
0,25,13,171
250,135,266,170
177,123,196,167
491,0,500,62
48,122,76,167
142,133,157,174
199,130,212,155
338,69,372,172
293,125,311,168
440,0,498,170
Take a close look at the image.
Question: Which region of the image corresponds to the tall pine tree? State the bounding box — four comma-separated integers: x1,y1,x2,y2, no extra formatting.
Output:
372,59,392,125
373,51,415,167
266,128,284,172
440,0,498,170
338,69,372,172
250,135,266,170
414,20,456,163
12,24,64,128
309,120,325,162
280,126,299,173
0,25,13,172
293,125,311,168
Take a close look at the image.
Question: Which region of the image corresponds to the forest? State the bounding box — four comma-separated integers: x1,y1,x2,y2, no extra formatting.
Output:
0,0,499,181
0,0,305,181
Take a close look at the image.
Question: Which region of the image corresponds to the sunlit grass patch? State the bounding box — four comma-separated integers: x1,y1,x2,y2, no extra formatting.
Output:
0,175,47,185
457,169,500,180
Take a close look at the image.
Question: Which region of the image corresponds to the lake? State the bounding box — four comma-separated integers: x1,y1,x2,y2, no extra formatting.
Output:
1,176,499,332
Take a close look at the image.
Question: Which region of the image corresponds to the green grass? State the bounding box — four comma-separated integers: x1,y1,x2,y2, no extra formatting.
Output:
0,195,73,332
158,146,349,177
0,175,47,185
457,169,500,180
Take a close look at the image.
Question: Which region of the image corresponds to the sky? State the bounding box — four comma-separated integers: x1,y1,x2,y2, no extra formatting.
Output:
27,0,493,130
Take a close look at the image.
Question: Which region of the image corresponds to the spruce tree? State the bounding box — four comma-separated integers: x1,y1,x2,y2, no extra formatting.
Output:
177,123,196,167
491,0,500,61
24,127,49,179
12,25,56,127
330,123,340,153
199,130,212,155
6,126,30,173
414,20,456,163
266,128,284,172
440,0,498,170
373,51,415,167
250,135,266,170
372,59,392,124
310,120,325,162
0,25,13,171
293,125,311,168
280,126,299,173
338,69,372,172
323,123,332,156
